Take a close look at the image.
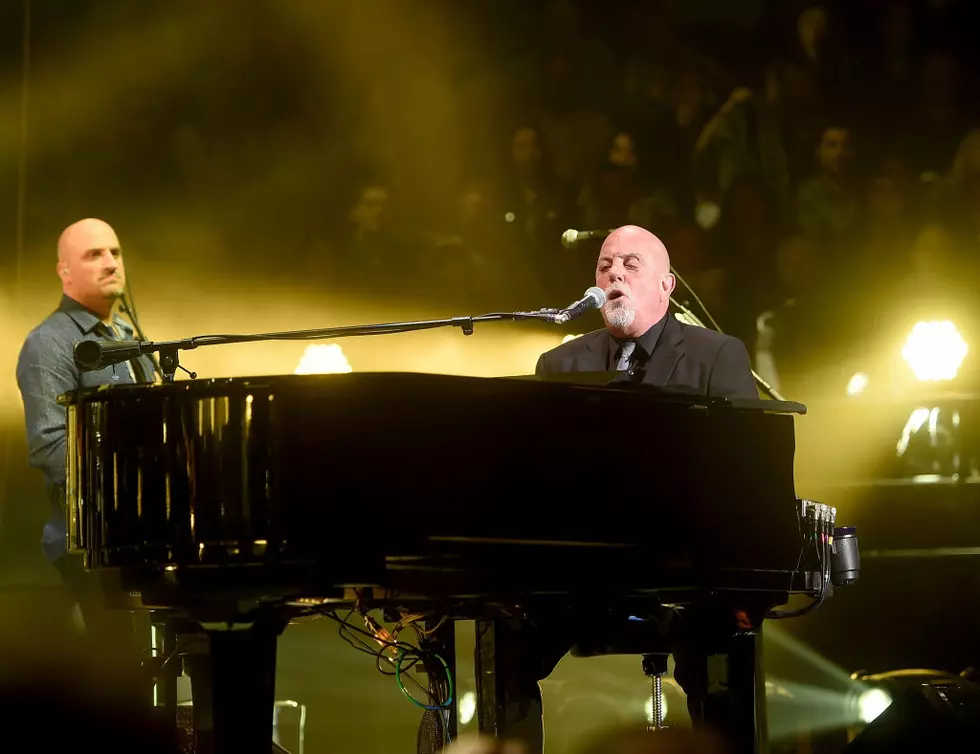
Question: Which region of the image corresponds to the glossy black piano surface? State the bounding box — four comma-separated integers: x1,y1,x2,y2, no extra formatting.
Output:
62,373,812,605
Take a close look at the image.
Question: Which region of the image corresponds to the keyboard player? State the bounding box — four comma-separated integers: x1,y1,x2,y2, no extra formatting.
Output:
535,225,757,398
531,224,761,734
15,218,155,652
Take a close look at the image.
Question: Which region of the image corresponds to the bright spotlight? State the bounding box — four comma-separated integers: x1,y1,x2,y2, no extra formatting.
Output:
643,692,668,723
858,687,892,723
561,333,583,344
901,320,968,381
294,344,352,374
458,691,477,725
846,372,870,396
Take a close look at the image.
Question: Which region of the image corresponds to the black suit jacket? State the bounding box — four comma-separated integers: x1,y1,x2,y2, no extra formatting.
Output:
534,315,758,399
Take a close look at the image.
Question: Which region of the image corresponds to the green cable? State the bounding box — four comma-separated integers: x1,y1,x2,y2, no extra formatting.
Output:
395,649,454,710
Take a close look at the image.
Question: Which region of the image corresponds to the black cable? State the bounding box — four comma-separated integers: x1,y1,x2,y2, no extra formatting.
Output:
671,266,723,334
327,608,455,750
767,525,832,619
786,503,806,592
326,610,418,655
324,610,444,706
120,284,163,380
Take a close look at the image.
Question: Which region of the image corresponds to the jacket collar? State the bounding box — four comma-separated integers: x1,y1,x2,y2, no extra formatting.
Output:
59,294,133,337
641,313,684,387
577,313,685,385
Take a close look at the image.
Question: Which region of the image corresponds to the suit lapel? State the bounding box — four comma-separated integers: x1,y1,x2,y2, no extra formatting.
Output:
572,331,609,372
642,315,683,388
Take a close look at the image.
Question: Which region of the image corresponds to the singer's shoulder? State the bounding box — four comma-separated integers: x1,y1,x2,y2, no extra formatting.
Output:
541,328,607,357
674,319,749,353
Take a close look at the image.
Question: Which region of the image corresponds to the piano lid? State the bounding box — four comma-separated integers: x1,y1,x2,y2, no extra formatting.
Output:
59,371,805,413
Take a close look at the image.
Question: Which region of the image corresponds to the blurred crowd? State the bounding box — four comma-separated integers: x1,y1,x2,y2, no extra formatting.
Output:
329,0,980,384
6,0,980,385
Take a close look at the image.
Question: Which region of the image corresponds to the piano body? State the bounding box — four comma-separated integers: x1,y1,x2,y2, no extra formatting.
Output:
62,373,839,754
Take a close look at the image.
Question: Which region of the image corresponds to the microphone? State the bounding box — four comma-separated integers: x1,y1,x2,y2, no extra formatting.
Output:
74,339,147,372
554,286,606,324
561,228,615,249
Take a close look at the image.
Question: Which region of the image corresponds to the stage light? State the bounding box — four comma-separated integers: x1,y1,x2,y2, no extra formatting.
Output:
294,344,352,374
857,687,892,723
846,677,980,751
458,691,477,725
846,372,869,396
901,320,968,381
561,333,583,344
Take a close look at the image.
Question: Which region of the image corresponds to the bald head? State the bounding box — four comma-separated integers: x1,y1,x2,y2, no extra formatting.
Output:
595,225,675,338
56,218,125,320
57,218,118,263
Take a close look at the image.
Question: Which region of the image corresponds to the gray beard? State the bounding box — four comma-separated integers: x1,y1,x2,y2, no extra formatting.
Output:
605,305,635,330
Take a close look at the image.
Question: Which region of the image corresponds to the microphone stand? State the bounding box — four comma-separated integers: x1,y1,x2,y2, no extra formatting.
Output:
670,297,786,402
118,308,563,383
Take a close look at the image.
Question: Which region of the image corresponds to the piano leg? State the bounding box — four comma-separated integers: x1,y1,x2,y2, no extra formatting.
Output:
674,602,770,754
147,611,180,722
188,621,286,754
474,618,571,754
425,619,459,744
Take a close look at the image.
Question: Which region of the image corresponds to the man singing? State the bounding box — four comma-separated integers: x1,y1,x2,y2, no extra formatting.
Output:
533,225,763,736
536,225,757,399
16,218,156,633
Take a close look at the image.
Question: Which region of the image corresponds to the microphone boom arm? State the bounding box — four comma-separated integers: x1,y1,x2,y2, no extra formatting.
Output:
670,297,784,401
78,308,564,383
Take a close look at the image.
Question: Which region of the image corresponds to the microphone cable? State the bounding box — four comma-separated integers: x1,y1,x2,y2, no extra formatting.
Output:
670,265,723,334
120,277,164,381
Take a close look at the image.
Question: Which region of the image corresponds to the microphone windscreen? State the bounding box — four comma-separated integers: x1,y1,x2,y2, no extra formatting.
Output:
73,340,104,371
584,286,606,308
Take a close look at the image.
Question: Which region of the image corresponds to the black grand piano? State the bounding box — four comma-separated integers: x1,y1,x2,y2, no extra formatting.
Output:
62,373,849,754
